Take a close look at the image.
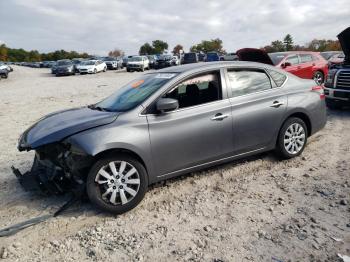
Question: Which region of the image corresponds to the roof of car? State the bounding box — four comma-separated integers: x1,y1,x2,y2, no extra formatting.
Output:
269,51,320,55
155,61,274,73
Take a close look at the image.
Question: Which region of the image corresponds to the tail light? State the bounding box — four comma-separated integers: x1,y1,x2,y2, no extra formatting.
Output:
311,85,325,99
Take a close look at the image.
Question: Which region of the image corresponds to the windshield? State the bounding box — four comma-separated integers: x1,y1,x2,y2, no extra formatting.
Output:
184,53,197,61
57,60,72,66
268,53,288,65
129,57,142,62
96,73,177,112
102,57,115,61
81,60,96,65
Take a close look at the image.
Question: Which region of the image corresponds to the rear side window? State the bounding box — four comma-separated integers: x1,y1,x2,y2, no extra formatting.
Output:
300,54,313,63
227,70,272,97
286,55,299,65
267,69,287,87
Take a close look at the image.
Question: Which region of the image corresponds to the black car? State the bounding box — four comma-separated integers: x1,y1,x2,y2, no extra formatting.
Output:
324,27,350,109
72,58,84,73
146,55,158,69
0,68,8,79
154,54,172,69
54,60,75,77
183,52,199,64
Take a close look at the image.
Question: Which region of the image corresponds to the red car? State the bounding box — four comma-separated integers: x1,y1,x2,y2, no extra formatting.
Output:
236,49,329,85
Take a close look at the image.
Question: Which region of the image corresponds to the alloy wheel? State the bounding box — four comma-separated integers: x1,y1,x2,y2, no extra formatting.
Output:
283,123,306,155
313,72,323,85
95,161,141,205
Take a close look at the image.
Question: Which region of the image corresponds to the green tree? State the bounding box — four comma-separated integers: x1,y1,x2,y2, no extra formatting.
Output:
0,44,8,61
190,38,225,53
283,34,294,51
139,43,155,55
152,40,168,54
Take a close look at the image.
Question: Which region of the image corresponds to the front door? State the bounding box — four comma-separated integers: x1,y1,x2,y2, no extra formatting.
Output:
146,70,234,177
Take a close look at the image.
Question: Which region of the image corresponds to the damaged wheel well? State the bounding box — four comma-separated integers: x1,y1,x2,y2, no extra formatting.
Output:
93,149,148,173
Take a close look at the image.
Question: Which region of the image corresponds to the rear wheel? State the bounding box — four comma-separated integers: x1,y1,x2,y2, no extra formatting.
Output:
103,67,107,72
276,117,308,159
313,71,324,85
87,154,148,214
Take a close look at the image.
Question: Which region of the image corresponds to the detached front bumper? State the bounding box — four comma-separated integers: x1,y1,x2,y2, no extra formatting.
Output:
14,143,93,194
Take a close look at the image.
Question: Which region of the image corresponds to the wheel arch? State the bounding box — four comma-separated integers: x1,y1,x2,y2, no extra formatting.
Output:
281,112,312,137
93,148,148,174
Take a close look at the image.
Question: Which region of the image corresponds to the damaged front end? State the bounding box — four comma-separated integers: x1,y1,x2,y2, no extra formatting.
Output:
13,142,93,195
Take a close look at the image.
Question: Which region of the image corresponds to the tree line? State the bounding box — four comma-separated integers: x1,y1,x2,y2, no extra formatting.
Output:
0,44,90,62
262,34,342,52
0,34,342,62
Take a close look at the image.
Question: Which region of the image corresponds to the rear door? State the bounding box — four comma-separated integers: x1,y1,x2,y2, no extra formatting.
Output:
283,55,301,77
225,68,287,154
299,54,314,79
146,70,234,177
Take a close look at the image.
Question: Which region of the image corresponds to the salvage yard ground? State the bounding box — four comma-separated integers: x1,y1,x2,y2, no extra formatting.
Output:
0,66,349,261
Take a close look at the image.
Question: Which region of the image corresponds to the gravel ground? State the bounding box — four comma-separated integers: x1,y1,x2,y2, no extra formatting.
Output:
0,66,349,262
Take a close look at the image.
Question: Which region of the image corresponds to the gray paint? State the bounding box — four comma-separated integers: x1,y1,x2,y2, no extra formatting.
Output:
19,62,327,184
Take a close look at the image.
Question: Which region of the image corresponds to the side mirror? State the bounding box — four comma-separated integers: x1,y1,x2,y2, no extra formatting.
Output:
156,98,179,113
281,62,292,68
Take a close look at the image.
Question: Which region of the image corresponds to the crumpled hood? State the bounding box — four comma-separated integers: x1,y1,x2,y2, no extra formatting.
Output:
236,48,274,65
18,107,119,151
338,27,350,64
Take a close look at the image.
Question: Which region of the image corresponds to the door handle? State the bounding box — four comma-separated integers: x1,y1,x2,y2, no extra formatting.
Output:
211,113,229,121
270,101,284,108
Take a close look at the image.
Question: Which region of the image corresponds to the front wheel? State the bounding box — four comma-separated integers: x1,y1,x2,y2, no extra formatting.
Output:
275,117,308,159
94,68,97,74
313,71,324,85
87,154,148,214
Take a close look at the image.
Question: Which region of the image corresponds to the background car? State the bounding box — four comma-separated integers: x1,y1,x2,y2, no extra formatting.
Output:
223,52,239,61
102,57,123,70
54,59,75,77
77,60,107,74
205,52,220,62
321,51,345,68
126,56,149,72
323,27,350,109
0,68,8,79
72,58,85,73
171,56,180,66
236,48,329,84
183,52,199,64
154,54,172,69
146,55,158,69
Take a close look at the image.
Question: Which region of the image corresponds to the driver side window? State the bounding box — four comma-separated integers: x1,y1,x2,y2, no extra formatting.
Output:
164,71,222,109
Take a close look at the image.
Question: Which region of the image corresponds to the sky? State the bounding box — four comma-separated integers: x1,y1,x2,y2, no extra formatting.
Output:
0,0,349,56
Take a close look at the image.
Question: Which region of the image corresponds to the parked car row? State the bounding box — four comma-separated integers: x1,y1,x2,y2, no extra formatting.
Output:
51,59,111,76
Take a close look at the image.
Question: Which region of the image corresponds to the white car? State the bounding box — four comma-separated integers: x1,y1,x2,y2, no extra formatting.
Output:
223,53,238,61
172,56,180,65
0,62,12,72
127,56,149,72
77,60,107,74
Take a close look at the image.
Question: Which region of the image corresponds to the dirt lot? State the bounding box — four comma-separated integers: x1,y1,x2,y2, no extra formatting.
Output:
0,66,349,262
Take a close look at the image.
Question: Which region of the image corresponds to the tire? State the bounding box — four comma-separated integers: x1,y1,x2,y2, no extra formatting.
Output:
275,117,308,159
86,154,148,214
127,68,131,72
103,67,107,72
94,68,97,74
313,71,324,85
141,66,144,72
3,73,8,79
326,99,342,110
